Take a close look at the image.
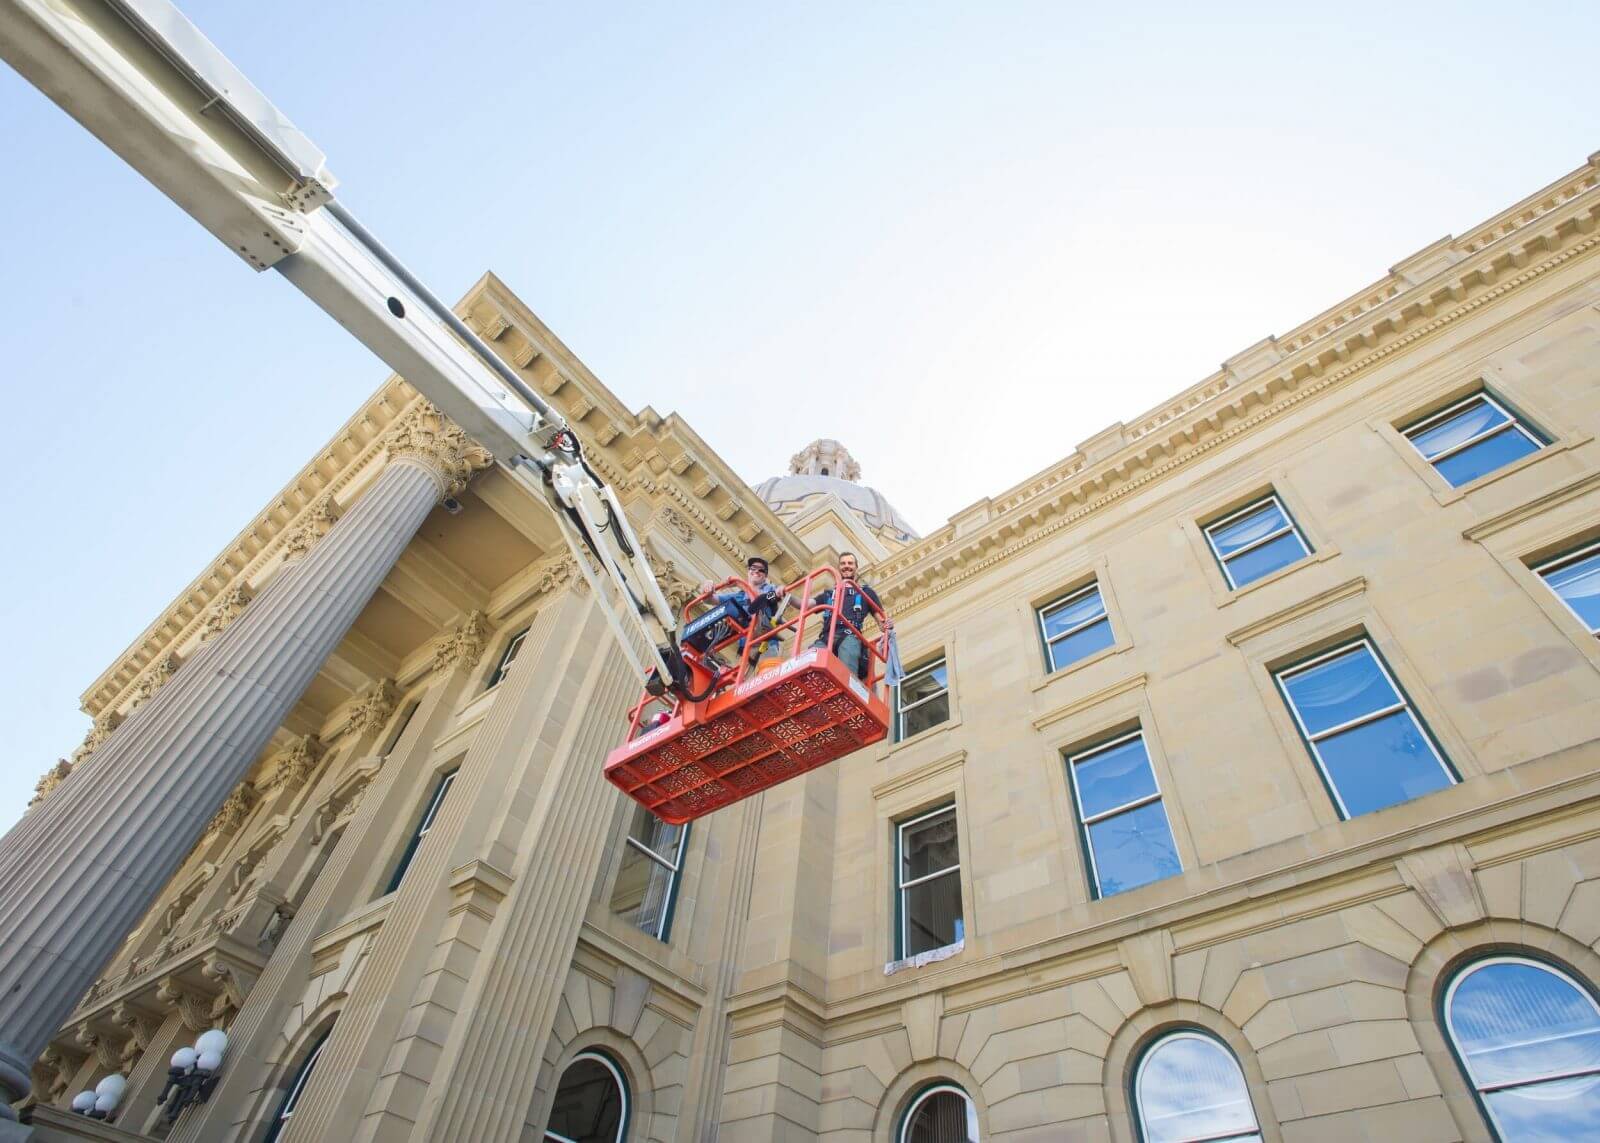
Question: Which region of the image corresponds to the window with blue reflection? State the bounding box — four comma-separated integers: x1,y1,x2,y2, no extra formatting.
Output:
1203,496,1311,589
1445,956,1600,1141
1403,393,1544,488
1275,641,1454,819
1135,1030,1262,1143
1066,732,1180,898
1038,584,1115,672
1537,541,1600,635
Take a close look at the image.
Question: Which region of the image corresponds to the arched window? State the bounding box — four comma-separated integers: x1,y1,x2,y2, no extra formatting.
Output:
1444,955,1600,1140
898,1082,979,1143
544,1051,628,1143
263,1030,330,1143
1134,1030,1261,1143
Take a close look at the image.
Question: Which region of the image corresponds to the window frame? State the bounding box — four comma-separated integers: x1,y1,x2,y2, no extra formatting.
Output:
1534,538,1600,637
485,626,531,690
894,656,951,742
1132,1028,1262,1143
1036,582,1114,674
1064,729,1181,900
615,811,690,943
894,803,963,960
383,766,459,896
1441,953,1600,1142
1400,390,1546,489
897,1081,980,1143
1202,494,1313,591
543,1049,630,1143
263,1030,330,1143
1272,637,1456,821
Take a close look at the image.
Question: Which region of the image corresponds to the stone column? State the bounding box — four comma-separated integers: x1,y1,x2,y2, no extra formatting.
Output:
0,405,488,1127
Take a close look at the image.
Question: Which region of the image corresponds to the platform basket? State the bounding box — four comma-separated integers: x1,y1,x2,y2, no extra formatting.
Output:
604,648,890,823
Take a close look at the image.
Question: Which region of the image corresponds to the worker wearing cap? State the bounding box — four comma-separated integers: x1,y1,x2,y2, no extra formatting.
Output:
695,556,784,672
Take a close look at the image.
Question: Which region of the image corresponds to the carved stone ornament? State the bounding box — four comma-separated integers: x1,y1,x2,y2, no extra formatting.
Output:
200,584,254,642
264,735,326,794
204,782,259,839
347,678,400,737
384,401,494,499
432,610,490,674
132,654,179,708
27,758,72,810
281,494,340,561
71,710,123,765
156,977,214,1033
535,555,582,599
657,506,695,544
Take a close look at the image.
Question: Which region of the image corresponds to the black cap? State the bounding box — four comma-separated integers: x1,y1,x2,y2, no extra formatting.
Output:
746,556,769,573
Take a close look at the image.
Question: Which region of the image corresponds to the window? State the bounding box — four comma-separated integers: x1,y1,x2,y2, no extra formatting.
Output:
1066,731,1180,898
896,806,964,958
545,1051,628,1143
1203,495,1311,589
1038,584,1115,672
1537,540,1600,635
486,626,530,689
1402,391,1545,488
1274,639,1454,819
1444,956,1600,1140
609,805,689,942
1135,1030,1262,1143
263,1030,330,1143
895,657,950,740
383,767,458,895
899,1083,980,1143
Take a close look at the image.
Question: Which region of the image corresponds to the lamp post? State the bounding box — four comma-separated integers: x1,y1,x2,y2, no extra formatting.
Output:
69,1073,126,1120
156,1028,228,1122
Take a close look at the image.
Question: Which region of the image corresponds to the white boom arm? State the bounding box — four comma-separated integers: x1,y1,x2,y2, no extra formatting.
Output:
1,0,692,695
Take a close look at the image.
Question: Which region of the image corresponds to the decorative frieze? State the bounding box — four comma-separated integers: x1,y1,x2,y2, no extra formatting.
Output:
199,584,253,642
657,506,694,544
131,655,179,708
384,401,494,499
432,610,491,674
281,495,340,561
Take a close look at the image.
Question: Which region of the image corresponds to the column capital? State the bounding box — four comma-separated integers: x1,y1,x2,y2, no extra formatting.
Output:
384,402,494,499
260,735,326,796
27,760,72,812
130,655,179,709
199,585,254,642
202,782,258,840
346,679,399,738
70,711,122,765
432,611,491,675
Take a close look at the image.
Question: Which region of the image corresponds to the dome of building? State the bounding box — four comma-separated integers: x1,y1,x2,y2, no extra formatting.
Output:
754,440,919,551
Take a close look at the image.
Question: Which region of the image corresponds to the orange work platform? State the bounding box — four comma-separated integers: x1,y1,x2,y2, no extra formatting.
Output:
604,565,893,824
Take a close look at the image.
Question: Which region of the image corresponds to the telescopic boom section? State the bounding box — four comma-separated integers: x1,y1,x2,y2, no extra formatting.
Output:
0,0,688,692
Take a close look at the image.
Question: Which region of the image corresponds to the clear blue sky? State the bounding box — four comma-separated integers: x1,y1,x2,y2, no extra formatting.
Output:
1,1,1596,831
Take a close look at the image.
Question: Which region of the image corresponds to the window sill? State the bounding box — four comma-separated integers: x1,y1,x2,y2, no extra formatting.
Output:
1213,544,1341,609
877,714,961,761
1429,433,1592,506
1029,640,1132,693
883,938,964,976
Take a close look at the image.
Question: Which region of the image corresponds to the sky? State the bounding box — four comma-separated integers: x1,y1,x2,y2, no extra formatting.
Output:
1,0,1596,831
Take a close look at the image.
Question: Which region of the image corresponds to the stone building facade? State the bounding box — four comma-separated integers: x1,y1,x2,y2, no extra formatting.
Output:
12,153,1600,1142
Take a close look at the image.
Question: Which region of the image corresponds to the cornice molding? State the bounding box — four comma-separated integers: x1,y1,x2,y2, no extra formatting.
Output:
878,170,1600,612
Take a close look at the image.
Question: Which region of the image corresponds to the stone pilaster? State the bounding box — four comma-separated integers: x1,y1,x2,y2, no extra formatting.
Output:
166,671,465,1143
0,444,473,1119
279,591,599,1143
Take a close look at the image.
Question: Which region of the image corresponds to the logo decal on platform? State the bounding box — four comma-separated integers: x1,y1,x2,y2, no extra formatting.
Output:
733,649,819,697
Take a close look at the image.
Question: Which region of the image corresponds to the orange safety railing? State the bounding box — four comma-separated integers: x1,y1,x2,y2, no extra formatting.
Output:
619,563,892,737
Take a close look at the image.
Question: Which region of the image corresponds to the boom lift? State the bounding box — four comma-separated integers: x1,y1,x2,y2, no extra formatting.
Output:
0,0,892,824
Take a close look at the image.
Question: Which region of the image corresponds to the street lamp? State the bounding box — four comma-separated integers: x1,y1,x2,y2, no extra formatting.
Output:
156,1028,229,1122
69,1073,126,1120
